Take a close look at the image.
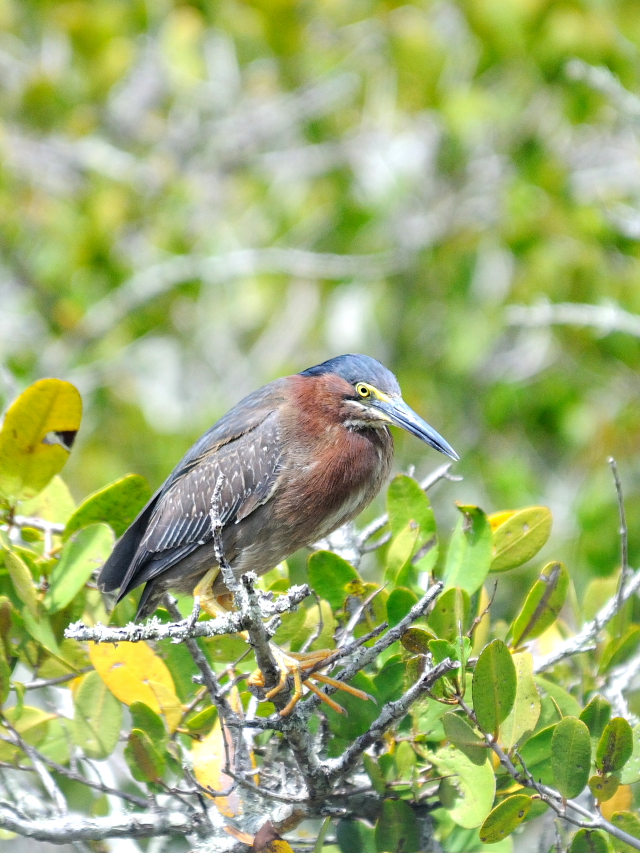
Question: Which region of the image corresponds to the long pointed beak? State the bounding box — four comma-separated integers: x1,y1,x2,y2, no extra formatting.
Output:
373,398,459,461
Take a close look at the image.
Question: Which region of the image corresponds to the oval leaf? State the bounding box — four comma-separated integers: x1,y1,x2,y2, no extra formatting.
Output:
472,639,517,736
580,695,612,742
401,627,436,654
570,829,609,853
0,379,82,502
125,728,165,783
386,586,418,628
307,551,360,610
374,799,420,853
611,811,640,853
89,640,181,732
551,716,591,799
489,506,552,573
599,627,640,675
588,774,619,803
500,651,541,749
73,670,122,760
431,744,496,828
620,724,640,785
44,523,114,613
428,587,471,641
64,474,152,539
385,521,420,584
596,717,634,775
479,794,532,843
443,504,492,596
442,713,487,766
511,561,569,648
387,474,436,541
3,549,39,617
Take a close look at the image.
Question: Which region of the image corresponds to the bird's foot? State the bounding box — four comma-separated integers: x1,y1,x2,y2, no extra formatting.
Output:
247,644,370,716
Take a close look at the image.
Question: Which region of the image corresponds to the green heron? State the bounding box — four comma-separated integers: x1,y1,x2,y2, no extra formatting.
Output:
98,354,458,712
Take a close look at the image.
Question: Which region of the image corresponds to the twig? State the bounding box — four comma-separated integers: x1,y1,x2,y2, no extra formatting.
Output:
535,567,640,671
15,667,92,691
609,457,630,610
327,658,458,783
506,300,640,339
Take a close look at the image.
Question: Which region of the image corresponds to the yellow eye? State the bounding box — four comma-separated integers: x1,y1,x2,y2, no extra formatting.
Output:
356,383,371,398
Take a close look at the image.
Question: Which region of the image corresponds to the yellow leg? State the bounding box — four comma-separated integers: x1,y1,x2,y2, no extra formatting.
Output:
193,569,371,717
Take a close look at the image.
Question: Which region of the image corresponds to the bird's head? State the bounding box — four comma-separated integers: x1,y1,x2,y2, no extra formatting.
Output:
300,354,459,461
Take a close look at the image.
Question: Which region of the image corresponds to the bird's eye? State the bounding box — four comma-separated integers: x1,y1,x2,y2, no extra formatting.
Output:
356,383,371,398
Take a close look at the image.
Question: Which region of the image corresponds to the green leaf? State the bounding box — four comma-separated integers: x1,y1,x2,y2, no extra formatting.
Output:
73,670,122,760
325,672,380,742
386,586,418,628
442,712,487,765
431,744,496,828
129,701,167,747
385,521,420,584
580,695,612,742
374,799,420,853
64,474,151,539
534,676,582,718
0,379,82,502
184,704,217,737
551,716,591,799
387,474,436,541
611,812,640,853
519,724,556,768
489,506,552,573
401,627,436,654
272,605,307,645
307,551,360,609
429,638,461,666
479,794,532,843
472,639,517,736
428,587,471,641
599,627,640,674
596,717,633,774
588,774,619,802
500,652,541,749
337,819,375,853
125,728,165,783
19,475,76,524
362,754,386,795
620,724,640,785
0,644,10,705
44,523,114,613
21,609,62,658
569,829,609,853
373,654,406,704
0,706,54,762
443,504,492,596
3,549,39,616
510,562,569,648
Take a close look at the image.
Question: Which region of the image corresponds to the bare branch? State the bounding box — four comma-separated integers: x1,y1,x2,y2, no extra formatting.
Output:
0,806,209,842
609,456,630,608
507,300,640,339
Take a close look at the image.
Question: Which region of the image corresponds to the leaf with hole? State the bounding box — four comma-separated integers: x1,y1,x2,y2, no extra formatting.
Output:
588,774,619,803
489,506,552,573
0,379,82,502
479,794,532,843
472,639,516,736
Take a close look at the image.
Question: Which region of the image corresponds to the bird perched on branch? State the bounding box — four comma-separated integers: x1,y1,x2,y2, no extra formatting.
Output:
99,354,458,712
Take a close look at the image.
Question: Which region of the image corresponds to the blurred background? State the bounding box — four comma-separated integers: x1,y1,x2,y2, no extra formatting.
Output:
2,0,640,601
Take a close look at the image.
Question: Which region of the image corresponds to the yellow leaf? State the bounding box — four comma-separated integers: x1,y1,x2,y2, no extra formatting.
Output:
0,379,82,502
488,510,516,532
601,784,633,821
192,720,241,815
89,641,181,732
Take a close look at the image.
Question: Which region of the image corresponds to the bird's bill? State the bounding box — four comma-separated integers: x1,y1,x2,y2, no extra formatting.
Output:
373,398,459,461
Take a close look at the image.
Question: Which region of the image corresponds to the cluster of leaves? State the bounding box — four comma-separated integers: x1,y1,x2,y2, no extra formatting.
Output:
2,382,640,853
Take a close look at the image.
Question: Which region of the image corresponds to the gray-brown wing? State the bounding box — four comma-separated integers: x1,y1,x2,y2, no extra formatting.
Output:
116,411,283,594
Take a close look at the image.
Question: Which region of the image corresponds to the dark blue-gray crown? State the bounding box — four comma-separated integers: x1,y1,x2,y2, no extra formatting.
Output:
300,354,401,397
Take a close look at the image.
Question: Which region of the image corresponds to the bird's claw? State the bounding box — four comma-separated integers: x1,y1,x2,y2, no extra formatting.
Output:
247,644,370,716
